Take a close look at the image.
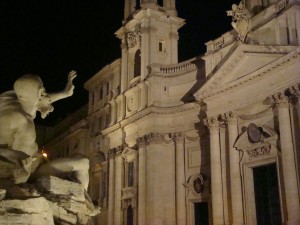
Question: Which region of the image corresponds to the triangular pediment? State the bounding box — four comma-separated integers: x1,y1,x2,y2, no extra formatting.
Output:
195,44,298,100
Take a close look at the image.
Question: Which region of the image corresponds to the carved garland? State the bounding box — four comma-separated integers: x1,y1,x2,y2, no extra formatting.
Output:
108,145,125,159
137,132,184,147
126,31,141,49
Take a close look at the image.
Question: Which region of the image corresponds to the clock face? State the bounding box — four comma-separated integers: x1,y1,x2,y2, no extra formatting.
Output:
247,123,261,143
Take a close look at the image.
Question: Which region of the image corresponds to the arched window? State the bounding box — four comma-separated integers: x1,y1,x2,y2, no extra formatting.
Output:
127,205,134,225
99,87,103,100
134,49,141,78
106,82,110,96
90,152,106,206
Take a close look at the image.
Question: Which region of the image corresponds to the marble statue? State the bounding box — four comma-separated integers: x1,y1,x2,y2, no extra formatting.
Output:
0,71,89,189
227,1,250,43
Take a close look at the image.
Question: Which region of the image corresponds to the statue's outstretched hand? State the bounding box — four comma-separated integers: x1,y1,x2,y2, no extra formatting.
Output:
64,70,77,97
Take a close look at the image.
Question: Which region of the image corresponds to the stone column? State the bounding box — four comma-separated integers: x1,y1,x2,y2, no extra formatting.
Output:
274,93,300,225
108,150,115,225
170,31,179,64
226,112,244,225
78,136,86,155
140,24,149,80
220,123,230,225
205,117,224,225
289,85,300,198
109,100,117,125
88,91,93,114
114,150,123,225
163,0,177,16
174,132,186,225
137,82,148,111
120,38,128,93
137,138,147,224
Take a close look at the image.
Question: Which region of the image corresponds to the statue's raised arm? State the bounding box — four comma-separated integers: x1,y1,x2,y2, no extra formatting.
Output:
48,70,77,103
37,70,77,118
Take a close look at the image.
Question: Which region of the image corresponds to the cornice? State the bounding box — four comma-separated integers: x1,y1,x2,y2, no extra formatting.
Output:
84,59,121,90
101,103,200,136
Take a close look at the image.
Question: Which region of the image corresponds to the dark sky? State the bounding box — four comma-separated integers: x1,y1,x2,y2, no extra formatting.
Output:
0,0,239,125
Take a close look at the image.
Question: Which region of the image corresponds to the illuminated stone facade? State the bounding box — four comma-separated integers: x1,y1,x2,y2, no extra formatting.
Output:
45,0,300,224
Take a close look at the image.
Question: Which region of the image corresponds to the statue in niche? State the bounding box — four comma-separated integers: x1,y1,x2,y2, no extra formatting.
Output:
0,71,89,189
227,1,250,43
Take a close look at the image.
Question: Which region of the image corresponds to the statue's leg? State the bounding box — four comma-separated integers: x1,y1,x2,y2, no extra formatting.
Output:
34,156,89,190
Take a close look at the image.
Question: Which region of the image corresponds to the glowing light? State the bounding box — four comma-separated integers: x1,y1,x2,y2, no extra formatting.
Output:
41,146,48,158
42,152,48,158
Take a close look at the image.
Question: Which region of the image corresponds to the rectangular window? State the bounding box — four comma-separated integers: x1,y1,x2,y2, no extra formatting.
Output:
128,162,134,187
159,41,163,52
99,116,102,130
106,83,109,96
99,87,103,100
194,202,209,225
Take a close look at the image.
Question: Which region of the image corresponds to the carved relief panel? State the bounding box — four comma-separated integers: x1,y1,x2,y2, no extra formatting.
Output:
125,87,140,117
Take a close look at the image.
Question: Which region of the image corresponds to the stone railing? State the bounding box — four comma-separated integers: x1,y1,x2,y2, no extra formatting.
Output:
149,58,197,76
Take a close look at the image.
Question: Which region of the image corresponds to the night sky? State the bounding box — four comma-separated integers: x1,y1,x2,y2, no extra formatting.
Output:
0,0,239,125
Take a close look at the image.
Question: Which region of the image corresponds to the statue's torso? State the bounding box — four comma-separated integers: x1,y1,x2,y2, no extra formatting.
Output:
0,107,38,156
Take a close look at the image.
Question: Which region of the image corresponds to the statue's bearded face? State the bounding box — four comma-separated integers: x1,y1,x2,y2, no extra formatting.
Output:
37,88,54,119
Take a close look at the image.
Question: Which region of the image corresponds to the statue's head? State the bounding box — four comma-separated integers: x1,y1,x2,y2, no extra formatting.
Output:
14,74,53,118
14,74,44,104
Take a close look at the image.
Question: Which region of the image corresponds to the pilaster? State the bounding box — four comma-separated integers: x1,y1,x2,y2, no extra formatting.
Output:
273,92,300,225
108,149,116,225
173,132,186,225
204,117,225,225
137,137,147,225
219,121,230,225
225,111,244,225
114,147,123,225
121,37,128,93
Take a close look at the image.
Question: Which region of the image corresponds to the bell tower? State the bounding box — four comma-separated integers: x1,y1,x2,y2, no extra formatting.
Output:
115,0,184,93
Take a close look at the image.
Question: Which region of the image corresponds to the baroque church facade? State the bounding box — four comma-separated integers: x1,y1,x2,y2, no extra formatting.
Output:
44,0,300,224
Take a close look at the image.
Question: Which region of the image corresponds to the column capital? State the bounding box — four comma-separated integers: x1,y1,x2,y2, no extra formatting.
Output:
137,136,148,147
204,117,220,131
108,148,116,159
289,85,300,96
273,92,290,108
108,145,124,159
225,111,238,124
121,38,128,51
173,132,184,143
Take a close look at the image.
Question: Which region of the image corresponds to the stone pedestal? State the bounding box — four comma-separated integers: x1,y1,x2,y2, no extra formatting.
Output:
0,176,100,225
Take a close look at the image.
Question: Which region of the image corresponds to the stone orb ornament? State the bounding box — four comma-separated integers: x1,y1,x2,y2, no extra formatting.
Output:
247,123,262,143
